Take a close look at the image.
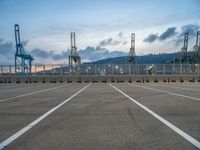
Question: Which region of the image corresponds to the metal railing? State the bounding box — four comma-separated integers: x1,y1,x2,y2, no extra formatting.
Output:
0,64,200,76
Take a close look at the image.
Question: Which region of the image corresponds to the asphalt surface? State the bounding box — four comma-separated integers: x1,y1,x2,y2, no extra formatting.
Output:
0,83,200,150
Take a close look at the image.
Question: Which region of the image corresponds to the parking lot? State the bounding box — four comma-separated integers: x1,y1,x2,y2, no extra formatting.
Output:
0,82,200,150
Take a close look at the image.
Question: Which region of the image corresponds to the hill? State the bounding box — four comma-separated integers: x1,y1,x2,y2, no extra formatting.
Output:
85,53,177,64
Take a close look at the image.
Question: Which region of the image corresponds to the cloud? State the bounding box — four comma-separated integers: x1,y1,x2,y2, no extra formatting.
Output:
21,40,29,46
123,41,127,45
30,49,70,62
98,32,127,47
79,46,127,61
30,49,50,58
159,27,177,41
175,24,200,45
98,37,121,47
117,32,124,38
181,24,199,36
99,37,112,46
0,38,32,64
52,51,69,60
0,40,14,57
0,39,15,64
143,33,159,43
143,24,200,45
0,37,127,64
144,27,177,43
31,46,127,63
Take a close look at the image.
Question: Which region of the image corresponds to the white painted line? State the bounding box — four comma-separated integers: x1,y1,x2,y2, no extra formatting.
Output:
109,83,200,149
0,84,90,150
153,83,200,92
0,84,50,93
0,85,69,103
128,83,200,102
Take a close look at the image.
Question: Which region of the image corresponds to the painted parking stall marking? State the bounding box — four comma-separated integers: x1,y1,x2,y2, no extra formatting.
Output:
0,84,90,150
110,83,200,149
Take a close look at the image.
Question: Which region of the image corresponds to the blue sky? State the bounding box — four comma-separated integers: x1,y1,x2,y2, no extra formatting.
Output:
0,0,200,64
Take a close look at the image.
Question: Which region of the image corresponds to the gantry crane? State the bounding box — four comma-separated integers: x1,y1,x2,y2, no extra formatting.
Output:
173,33,189,64
127,33,136,64
191,31,200,63
14,24,34,74
180,33,189,63
68,32,81,66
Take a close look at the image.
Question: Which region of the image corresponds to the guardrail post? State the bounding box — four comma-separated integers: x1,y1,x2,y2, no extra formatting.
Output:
51,65,53,75
198,65,200,75
163,64,165,75
86,64,88,76
0,65,2,75
9,65,11,76
121,64,123,75
35,66,37,75
111,64,114,75
94,64,96,76
180,64,182,75
60,65,63,76
43,65,45,76
69,66,71,76
146,64,148,75
78,65,80,76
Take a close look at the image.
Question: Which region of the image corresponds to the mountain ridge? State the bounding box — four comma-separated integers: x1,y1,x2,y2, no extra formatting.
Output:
85,52,178,64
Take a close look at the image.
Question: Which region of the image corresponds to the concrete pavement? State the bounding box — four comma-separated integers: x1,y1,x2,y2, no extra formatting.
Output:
0,83,199,150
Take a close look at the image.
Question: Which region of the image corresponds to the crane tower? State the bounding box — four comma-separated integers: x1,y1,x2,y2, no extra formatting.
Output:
14,24,34,74
191,31,200,63
194,31,200,56
127,33,136,63
68,32,81,66
179,33,189,63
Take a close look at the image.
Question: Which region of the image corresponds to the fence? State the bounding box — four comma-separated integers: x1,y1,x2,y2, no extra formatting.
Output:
0,64,200,76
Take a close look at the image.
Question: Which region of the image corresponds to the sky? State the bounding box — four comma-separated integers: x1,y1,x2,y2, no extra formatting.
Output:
0,0,200,64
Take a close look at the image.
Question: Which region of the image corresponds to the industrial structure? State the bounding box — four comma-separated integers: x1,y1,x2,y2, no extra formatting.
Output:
173,32,200,64
191,31,200,63
173,33,189,64
127,33,136,64
14,24,34,74
68,32,81,66
1,25,200,83
9,24,200,78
